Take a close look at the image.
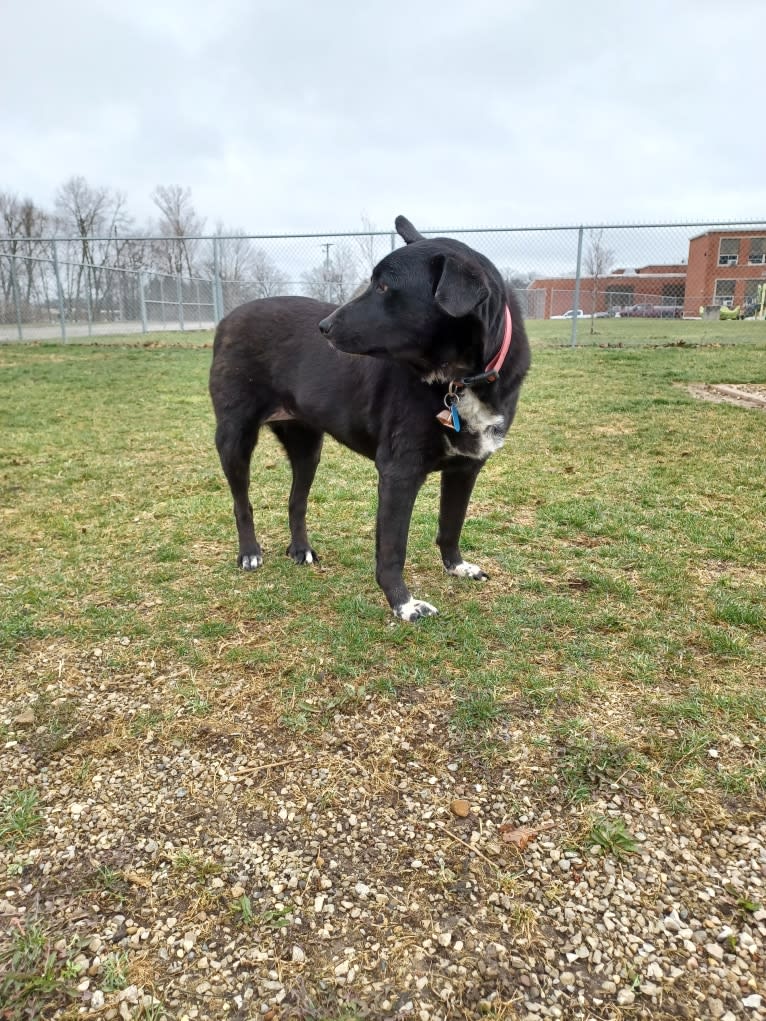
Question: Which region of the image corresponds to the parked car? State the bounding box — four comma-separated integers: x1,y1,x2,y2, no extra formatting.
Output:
617,303,682,319
551,308,610,320
550,309,585,319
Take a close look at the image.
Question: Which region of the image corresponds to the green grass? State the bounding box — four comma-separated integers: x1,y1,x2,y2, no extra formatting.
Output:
232,893,255,925
532,314,766,348
582,815,639,858
101,951,130,993
0,923,78,1016
0,789,43,849
1,322,765,816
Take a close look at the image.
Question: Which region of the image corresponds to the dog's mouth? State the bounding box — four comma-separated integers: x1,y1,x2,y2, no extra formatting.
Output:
326,336,390,359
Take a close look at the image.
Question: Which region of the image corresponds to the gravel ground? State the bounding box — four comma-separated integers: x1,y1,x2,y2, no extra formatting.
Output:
687,383,766,411
2,643,765,1020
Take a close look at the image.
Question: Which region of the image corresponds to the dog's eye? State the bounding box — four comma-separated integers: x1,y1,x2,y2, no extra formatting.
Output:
375,281,388,294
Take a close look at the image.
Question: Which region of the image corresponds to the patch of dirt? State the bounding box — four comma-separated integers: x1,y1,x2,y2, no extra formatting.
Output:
687,382,766,410
693,559,765,588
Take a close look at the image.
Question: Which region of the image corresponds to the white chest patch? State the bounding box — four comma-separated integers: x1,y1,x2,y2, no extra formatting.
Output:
444,391,506,460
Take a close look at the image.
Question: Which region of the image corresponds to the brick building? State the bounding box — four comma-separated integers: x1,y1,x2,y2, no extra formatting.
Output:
683,229,766,316
529,266,686,318
528,228,766,318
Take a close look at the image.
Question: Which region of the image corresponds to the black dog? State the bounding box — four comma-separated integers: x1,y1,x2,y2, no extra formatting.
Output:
209,216,530,620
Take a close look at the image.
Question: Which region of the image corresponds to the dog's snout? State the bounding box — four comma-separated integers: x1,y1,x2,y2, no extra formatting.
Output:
318,315,333,336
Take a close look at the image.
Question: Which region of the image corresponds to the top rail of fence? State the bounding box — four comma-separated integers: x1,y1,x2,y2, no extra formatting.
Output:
2,218,766,245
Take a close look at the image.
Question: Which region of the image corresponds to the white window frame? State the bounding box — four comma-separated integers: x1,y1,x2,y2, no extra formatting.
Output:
713,279,736,307
718,238,739,267
748,238,766,265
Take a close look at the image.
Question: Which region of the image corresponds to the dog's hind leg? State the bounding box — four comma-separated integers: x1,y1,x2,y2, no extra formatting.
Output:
437,464,489,581
215,416,263,570
269,422,324,565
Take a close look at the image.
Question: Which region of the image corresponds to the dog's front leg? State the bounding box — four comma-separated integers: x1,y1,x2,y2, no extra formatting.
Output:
375,466,435,621
437,464,489,581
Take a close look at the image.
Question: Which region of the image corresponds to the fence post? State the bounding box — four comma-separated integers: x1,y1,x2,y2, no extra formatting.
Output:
390,231,396,252
51,240,67,343
10,255,23,341
570,227,584,348
139,272,148,333
212,237,219,322
212,236,223,322
84,264,93,337
176,275,185,330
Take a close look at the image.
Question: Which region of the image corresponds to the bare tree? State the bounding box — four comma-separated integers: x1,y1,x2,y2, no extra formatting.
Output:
584,228,615,333
0,191,25,239
54,176,134,319
247,249,289,297
0,192,52,320
354,213,381,277
503,268,536,292
55,175,131,263
301,243,361,304
208,226,285,290
206,225,289,303
151,185,204,277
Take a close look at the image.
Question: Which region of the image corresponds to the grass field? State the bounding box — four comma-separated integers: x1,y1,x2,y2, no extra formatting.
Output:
1,318,765,1019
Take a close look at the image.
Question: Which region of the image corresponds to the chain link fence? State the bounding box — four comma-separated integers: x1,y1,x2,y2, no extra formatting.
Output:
1,221,765,343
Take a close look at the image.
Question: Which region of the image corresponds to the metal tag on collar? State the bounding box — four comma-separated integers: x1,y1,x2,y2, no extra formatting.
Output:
437,383,461,428
443,388,461,432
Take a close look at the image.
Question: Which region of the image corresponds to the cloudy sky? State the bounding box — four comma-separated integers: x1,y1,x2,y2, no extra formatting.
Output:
2,0,764,235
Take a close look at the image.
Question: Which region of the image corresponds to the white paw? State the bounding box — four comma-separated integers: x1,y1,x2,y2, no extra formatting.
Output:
446,561,488,581
304,551,313,564
240,553,263,570
394,598,439,622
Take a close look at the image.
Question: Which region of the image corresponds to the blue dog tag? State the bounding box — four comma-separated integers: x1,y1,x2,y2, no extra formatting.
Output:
450,403,461,431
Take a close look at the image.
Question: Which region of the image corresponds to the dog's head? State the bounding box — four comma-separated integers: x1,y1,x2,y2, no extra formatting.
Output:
318,216,506,378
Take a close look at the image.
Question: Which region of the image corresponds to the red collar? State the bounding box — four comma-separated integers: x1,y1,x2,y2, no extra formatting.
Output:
485,304,513,378
458,303,513,386
436,305,513,430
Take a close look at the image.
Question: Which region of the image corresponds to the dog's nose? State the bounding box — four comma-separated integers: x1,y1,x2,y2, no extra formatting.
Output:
318,315,333,336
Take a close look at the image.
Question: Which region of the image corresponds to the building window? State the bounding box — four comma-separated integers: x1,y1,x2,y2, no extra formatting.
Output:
661,282,685,307
714,280,736,307
718,238,739,266
748,237,766,265
605,284,633,310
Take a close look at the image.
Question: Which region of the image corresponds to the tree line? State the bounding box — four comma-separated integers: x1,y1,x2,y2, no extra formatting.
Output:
0,178,390,320
0,179,541,326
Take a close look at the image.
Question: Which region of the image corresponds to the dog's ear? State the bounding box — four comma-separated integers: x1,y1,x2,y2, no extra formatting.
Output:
395,215,424,245
434,256,489,317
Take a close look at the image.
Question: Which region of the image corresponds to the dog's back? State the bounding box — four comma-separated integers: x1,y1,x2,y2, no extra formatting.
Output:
211,296,335,399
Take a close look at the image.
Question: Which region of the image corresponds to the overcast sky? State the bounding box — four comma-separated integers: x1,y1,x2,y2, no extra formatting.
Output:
2,0,765,236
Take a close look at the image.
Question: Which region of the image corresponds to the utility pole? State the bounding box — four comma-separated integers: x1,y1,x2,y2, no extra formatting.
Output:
321,243,333,301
